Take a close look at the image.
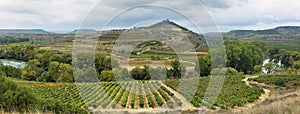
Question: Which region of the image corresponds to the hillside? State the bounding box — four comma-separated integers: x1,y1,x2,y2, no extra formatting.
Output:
99,19,207,50
225,26,300,40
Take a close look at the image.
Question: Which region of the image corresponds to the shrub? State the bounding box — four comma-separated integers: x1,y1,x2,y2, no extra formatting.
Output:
0,76,37,112
274,79,286,86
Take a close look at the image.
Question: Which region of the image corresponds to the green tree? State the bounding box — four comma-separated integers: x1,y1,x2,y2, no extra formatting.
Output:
99,70,116,82
21,59,42,81
48,61,60,81
254,65,262,74
131,67,145,80
57,63,73,82
195,55,211,77
48,62,73,82
170,60,181,78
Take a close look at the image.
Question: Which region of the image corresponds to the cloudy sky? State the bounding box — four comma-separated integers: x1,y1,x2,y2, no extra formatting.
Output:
0,0,300,33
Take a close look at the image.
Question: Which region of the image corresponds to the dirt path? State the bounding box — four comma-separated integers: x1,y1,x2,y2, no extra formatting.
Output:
158,81,196,111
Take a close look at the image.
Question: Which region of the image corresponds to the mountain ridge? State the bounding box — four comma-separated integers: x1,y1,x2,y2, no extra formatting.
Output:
0,29,52,34
225,26,300,40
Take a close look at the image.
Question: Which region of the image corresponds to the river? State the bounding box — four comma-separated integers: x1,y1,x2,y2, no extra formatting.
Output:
0,59,26,68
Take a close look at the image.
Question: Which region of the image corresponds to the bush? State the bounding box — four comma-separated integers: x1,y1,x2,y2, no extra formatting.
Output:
275,79,286,86
0,76,37,112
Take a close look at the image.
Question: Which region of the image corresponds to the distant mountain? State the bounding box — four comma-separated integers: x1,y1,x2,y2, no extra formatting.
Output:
0,29,51,34
225,26,300,40
69,29,100,34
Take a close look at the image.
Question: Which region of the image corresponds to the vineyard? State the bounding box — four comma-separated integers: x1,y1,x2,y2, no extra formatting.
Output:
25,81,183,112
164,75,264,109
249,75,300,87
20,75,264,112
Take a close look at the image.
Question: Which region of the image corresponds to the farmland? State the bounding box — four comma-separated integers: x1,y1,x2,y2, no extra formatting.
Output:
22,80,185,112
13,75,264,113
164,75,264,109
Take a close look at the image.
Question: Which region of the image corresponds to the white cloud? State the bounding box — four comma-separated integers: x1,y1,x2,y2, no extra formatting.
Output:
208,0,300,31
0,0,299,32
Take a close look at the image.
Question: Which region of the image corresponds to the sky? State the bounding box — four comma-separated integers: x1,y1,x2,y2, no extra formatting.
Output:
0,0,300,33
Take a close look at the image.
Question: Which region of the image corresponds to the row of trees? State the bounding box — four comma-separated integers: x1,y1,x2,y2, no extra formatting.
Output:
97,60,186,81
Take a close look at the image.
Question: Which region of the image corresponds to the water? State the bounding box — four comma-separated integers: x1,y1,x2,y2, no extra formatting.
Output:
0,59,26,68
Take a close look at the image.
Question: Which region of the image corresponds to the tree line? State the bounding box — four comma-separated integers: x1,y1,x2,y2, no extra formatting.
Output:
0,37,29,44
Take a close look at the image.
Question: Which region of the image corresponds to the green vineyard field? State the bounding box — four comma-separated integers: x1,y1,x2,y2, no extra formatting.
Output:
25,81,183,111
20,75,264,111
164,75,264,109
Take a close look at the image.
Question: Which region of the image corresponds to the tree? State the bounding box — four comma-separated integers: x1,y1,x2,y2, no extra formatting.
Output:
195,55,211,77
57,63,73,82
48,61,60,81
131,67,145,80
21,59,41,81
225,39,265,74
47,62,73,82
38,72,54,82
254,65,262,74
170,60,181,78
99,70,116,82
